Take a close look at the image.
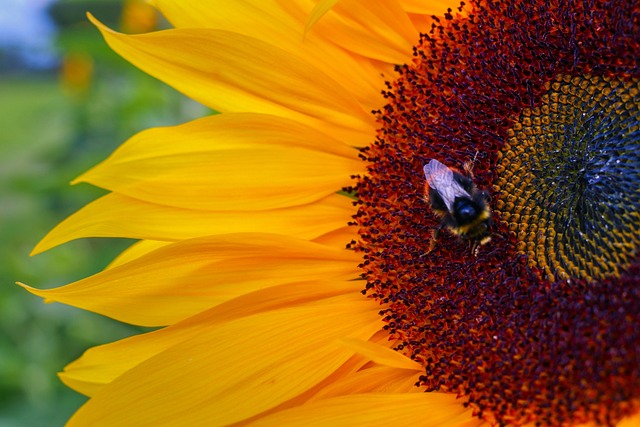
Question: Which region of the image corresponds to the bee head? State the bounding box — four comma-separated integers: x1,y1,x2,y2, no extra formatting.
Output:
453,198,481,224
451,196,492,243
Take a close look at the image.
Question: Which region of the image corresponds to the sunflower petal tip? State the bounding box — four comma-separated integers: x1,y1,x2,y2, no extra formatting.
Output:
17,282,55,303
86,12,98,25
30,226,66,255
338,337,423,371
16,281,39,295
304,0,339,34
30,241,50,256
86,12,113,35
70,168,92,185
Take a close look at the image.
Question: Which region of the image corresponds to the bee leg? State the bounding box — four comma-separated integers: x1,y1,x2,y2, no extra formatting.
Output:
471,235,492,256
463,151,480,178
472,240,480,257
427,226,443,254
471,150,479,163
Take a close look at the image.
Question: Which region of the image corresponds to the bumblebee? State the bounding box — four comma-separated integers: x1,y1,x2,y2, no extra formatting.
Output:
423,158,492,253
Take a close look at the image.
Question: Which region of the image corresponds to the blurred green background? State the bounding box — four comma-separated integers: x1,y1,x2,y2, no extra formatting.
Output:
0,1,205,425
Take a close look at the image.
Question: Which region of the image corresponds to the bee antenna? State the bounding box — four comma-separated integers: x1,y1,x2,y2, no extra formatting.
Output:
472,150,479,163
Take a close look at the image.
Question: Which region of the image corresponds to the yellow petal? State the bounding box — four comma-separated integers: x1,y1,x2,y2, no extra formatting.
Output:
312,225,357,247
308,365,422,400
21,234,361,326
399,0,457,14
65,292,382,427
32,193,353,254
339,338,423,371
60,280,364,396
106,240,169,268
304,0,340,32
154,0,309,52
153,0,389,112
310,0,419,63
89,15,376,146
72,113,363,211
248,393,482,427
616,413,640,427
568,413,640,427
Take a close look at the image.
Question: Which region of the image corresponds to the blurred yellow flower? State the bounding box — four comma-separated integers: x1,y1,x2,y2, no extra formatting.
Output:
60,52,94,97
23,1,640,426
120,0,158,34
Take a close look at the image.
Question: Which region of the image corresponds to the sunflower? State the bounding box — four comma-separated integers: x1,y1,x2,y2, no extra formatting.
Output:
22,1,639,426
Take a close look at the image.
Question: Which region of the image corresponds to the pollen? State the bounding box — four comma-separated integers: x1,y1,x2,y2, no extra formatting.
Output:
494,74,640,282
353,1,639,426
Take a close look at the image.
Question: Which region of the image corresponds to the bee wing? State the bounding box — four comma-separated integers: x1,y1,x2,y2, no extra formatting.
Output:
423,159,469,212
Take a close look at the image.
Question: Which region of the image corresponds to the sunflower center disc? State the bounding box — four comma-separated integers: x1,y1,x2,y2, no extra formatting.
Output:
495,74,640,281
354,1,640,425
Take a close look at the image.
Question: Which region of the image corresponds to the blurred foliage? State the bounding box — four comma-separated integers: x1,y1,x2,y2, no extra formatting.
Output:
50,0,123,29
0,1,207,425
